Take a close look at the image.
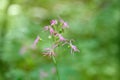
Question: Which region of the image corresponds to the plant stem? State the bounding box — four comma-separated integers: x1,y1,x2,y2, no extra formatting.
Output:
52,55,60,80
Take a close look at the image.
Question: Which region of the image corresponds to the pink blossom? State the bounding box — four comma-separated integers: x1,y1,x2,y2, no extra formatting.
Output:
49,27,54,35
58,34,66,41
50,20,57,25
63,22,69,28
43,48,55,56
71,45,79,52
60,19,69,28
70,41,80,53
32,36,40,49
43,44,58,56
44,26,49,31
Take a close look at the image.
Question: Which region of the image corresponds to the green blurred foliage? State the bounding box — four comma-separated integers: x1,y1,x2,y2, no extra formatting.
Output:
0,0,119,80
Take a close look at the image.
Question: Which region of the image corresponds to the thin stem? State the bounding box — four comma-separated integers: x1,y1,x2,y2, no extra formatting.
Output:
52,55,60,80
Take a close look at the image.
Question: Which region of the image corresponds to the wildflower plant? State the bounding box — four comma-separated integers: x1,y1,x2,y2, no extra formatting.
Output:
33,18,80,80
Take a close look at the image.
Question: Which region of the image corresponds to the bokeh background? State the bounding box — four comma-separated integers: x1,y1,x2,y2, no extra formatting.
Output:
0,0,120,80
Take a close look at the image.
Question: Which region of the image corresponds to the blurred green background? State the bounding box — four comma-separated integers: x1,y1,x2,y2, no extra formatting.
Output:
0,0,119,80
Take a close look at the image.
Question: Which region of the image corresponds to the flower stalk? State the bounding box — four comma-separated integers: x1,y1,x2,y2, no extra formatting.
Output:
52,55,60,80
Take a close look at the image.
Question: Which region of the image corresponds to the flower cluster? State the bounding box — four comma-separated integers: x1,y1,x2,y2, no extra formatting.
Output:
33,19,79,56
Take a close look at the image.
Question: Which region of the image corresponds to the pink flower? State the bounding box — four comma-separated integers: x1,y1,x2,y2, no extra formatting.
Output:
49,27,54,35
43,48,55,56
58,34,66,41
60,19,69,28
44,26,49,31
50,20,57,25
71,45,79,52
70,41,80,53
32,36,41,49
63,22,69,28
43,44,58,56
44,26,55,35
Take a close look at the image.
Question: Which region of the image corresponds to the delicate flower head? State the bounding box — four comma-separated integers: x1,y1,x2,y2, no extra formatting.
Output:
58,34,66,41
63,22,69,28
33,19,80,57
50,20,57,25
43,44,58,57
70,40,80,53
44,26,55,35
71,45,79,52
32,36,41,49
49,27,54,35
43,48,55,56
44,26,49,31
60,19,69,28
